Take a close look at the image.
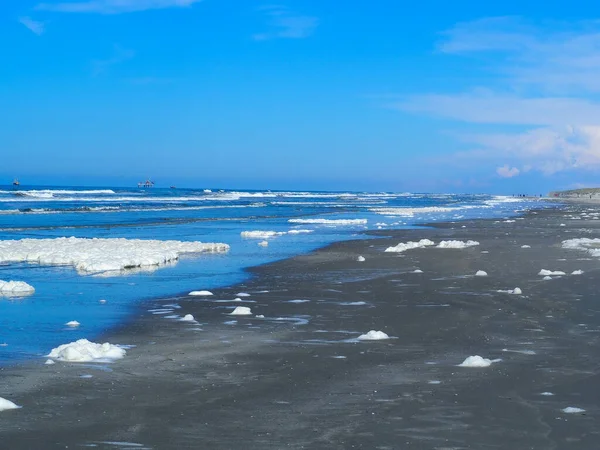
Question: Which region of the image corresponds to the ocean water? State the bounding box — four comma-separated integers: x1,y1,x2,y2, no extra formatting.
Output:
0,186,548,364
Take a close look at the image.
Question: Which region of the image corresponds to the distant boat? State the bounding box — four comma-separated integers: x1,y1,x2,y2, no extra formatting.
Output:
137,179,155,188
12,178,19,186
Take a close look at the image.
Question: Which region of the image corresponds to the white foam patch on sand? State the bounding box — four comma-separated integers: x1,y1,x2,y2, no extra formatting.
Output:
357,255,366,262
288,218,367,225
0,397,20,411
236,292,251,297
230,306,252,316
189,290,213,296
180,314,196,322
412,269,423,273
428,380,441,385
458,355,494,367
562,238,600,258
0,280,35,295
47,339,126,362
562,407,586,413
521,245,531,248
543,276,552,280
436,240,480,249
357,330,390,341
385,239,435,253
572,269,584,275
258,240,269,247
539,269,566,276
65,321,80,327
0,238,229,274
475,270,488,277
498,287,522,295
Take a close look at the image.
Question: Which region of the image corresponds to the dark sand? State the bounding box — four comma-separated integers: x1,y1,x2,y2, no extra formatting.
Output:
2,204,600,449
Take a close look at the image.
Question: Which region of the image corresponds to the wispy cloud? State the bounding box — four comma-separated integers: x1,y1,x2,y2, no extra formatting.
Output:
92,45,134,75
36,0,202,14
19,16,45,35
253,5,318,41
394,17,600,177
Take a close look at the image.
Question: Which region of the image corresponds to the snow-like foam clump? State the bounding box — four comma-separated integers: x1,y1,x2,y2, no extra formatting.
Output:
357,330,390,341
357,255,366,262
521,245,531,249
288,218,367,225
385,239,435,253
65,321,80,327
498,287,522,295
0,280,35,295
370,206,460,216
562,407,586,414
458,355,493,367
47,339,126,362
180,314,195,322
0,238,229,275
538,269,566,276
258,241,269,247
562,238,600,257
436,240,479,249
572,270,584,275
475,270,488,277
230,306,252,316
189,290,213,296
0,397,20,412
412,269,423,273
241,230,285,239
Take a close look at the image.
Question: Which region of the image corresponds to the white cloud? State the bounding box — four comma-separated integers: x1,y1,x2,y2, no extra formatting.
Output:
36,0,202,14
496,165,520,178
394,17,600,177
19,16,45,35
254,6,318,41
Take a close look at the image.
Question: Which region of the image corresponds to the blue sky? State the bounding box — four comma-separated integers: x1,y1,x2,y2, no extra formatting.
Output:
3,0,600,193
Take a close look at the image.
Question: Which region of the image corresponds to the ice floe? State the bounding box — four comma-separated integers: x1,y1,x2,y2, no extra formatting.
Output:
562,407,586,414
65,321,80,327
230,306,252,316
538,269,566,276
288,218,367,225
0,397,20,412
47,339,126,362
357,255,366,262
0,238,230,274
436,240,480,249
189,290,213,296
385,239,435,253
458,355,494,367
0,280,35,296
562,238,600,257
475,270,488,277
357,330,390,341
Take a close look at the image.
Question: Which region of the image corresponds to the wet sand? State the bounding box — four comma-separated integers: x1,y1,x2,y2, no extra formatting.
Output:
2,203,600,449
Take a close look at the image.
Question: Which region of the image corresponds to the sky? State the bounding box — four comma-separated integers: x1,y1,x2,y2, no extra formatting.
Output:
3,0,600,193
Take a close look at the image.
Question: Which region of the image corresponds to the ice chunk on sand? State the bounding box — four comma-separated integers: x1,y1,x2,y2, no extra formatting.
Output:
385,239,435,253
538,269,566,276
0,280,35,295
572,270,584,275
357,330,390,341
498,287,522,295
180,314,195,322
357,256,366,262
189,290,213,296
230,306,252,316
65,321,80,327
47,339,126,362
0,397,20,412
458,355,493,367
258,240,269,247
289,218,367,225
562,407,586,414
521,245,531,248
475,270,488,277
436,240,480,249
0,237,229,275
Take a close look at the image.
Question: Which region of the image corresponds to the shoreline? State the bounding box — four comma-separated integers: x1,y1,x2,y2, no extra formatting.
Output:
4,201,600,448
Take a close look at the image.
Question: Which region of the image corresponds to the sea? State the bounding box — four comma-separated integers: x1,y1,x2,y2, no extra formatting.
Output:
0,185,549,365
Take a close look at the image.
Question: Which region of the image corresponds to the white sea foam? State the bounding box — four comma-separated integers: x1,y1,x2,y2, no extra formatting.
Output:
357,330,390,341
65,321,80,327
436,240,480,249
0,238,229,275
288,218,367,225
44,359,55,365
384,239,435,253
370,206,463,216
236,292,251,297
241,229,313,239
562,407,586,414
189,290,213,296
475,270,488,277
521,245,531,248
540,392,554,396
0,397,20,412
543,276,552,280
357,255,366,262
47,339,126,362
562,238,600,258
0,280,35,295
412,269,423,273
538,269,566,276
458,355,493,367
258,241,269,247
572,270,584,275
498,287,522,295
230,306,252,316
180,314,196,322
